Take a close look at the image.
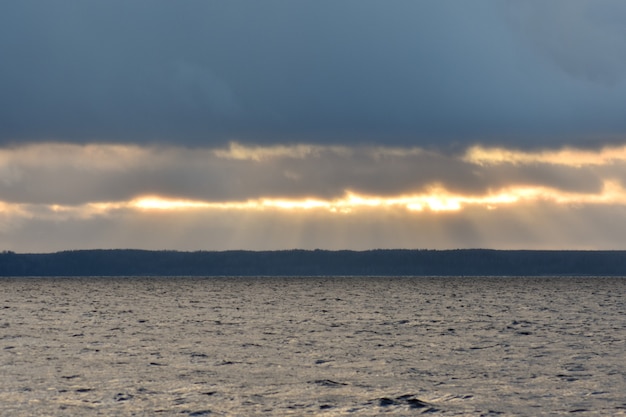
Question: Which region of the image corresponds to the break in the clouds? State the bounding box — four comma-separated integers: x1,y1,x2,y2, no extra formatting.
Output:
2,0,626,148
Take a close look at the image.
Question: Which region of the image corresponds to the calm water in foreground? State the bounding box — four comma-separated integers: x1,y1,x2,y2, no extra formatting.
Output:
1,276,625,416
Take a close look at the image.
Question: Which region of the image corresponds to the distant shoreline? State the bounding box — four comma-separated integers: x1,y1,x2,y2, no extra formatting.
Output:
2,249,626,277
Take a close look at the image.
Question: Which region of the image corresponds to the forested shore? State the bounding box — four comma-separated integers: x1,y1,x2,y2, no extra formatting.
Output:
2,249,626,276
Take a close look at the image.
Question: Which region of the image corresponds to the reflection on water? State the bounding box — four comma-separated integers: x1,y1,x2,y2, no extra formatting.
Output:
1,276,626,416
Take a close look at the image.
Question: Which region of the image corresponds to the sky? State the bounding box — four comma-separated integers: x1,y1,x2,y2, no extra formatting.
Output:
2,0,626,252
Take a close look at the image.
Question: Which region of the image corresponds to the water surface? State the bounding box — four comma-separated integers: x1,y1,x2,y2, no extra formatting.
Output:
1,276,625,415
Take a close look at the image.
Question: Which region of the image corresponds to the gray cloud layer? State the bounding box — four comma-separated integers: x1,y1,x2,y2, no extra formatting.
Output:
506,0,626,85
0,143,620,205
2,1,626,148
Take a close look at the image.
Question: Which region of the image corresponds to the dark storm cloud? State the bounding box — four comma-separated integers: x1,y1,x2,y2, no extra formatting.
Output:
2,1,626,148
505,0,626,85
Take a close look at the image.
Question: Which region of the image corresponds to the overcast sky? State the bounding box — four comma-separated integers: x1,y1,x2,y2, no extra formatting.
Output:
3,0,626,148
2,1,626,252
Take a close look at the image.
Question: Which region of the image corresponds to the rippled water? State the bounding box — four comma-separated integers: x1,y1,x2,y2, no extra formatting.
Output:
1,276,626,416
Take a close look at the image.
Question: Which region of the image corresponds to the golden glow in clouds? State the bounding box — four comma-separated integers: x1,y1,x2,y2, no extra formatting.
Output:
464,144,626,167
109,180,626,215
4,142,626,219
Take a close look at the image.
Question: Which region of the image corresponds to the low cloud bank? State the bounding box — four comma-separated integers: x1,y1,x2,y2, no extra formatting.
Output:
3,142,626,206
2,141,626,252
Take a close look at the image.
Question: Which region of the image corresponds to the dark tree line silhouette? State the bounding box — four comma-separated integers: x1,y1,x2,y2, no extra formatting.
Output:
2,249,626,276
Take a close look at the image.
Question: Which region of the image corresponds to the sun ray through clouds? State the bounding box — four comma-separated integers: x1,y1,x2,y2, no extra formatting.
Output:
4,141,626,251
